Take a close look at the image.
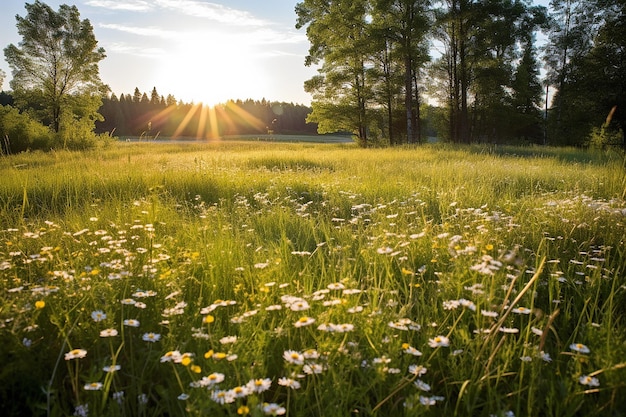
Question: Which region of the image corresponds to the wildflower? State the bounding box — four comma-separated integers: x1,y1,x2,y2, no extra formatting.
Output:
414,379,431,392
84,382,103,390
520,356,532,362
443,300,460,310
289,300,310,311
219,335,237,344
161,350,182,363
569,343,590,354
402,343,422,356
238,405,250,415
181,354,194,366
294,316,315,328
205,372,225,386
262,402,286,416
428,336,450,348
540,351,552,362
283,350,304,365
23,338,32,348
459,298,476,311
123,319,140,327
91,310,106,322
120,298,136,305
278,377,301,389
373,356,391,365
498,327,519,334
303,363,325,374
303,349,320,360
177,393,189,401
73,404,89,417
138,393,148,405
420,396,437,406
203,315,215,324
100,328,118,337
377,246,393,254
578,375,600,387
190,364,201,373
512,307,532,315
334,323,354,332
142,332,160,342
211,389,235,404
327,282,345,290
531,327,543,336
388,321,409,331
230,385,251,398
103,364,121,373
35,300,45,309
322,299,342,307
212,352,227,360
247,378,272,394
65,349,87,360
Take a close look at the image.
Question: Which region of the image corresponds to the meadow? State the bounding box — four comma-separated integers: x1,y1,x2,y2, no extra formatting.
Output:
0,141,625,417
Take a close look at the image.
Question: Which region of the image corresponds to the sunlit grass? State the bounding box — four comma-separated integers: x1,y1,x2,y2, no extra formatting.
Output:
0,142,625,416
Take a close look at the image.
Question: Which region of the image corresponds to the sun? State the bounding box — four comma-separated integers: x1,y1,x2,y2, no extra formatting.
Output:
157,31,267,107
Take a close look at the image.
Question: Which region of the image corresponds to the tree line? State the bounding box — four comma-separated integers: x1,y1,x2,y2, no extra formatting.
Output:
296,0,625,148
95,88,318,139
1,0,624,152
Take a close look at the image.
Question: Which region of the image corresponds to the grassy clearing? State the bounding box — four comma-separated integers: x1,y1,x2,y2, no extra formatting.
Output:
1,142,625,417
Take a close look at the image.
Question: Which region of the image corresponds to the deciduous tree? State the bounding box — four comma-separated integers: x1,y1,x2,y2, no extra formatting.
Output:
3,0,106,136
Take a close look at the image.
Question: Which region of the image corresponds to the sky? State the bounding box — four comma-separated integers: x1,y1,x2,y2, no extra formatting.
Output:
0,0,319,105
1,0,552,107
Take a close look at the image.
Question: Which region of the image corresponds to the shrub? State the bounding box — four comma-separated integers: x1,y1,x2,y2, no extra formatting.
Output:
0,105,54,154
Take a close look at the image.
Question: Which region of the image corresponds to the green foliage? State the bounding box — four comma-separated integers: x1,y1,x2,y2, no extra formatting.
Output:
57,93,105,150
3,0,106,150
541,0,626,147
0,105,54,153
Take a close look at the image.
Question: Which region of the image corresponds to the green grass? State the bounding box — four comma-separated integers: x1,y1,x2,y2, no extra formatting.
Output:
0,142,625,417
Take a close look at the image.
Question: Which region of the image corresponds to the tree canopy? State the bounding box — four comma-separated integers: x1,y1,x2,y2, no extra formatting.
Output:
3,0,106,141
297,0,625,148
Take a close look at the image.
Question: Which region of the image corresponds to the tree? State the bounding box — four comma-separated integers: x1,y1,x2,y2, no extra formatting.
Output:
548,0,626,147
4,0,106,135
371,0,431,144
0,69,5,90
543,0,599,145
432,0,474,143
296,0,373,144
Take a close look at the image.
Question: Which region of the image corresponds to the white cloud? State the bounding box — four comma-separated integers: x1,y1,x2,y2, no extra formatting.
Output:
105,42,167,58
154,0,268,26
85,0,153,12
99,23,178,39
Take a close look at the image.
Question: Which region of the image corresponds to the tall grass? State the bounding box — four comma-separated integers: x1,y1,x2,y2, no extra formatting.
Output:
0,142,625,417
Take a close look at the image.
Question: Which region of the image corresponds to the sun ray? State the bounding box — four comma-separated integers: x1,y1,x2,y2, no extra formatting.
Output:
172,103,201,139
207,105,221,140
223,101,267,133
196,104,208,139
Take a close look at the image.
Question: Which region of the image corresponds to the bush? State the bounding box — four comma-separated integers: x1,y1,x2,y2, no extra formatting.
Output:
0,105,54,154
588,125,624,150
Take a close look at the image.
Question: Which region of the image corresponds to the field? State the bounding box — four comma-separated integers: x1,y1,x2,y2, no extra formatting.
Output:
0,142,625,417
